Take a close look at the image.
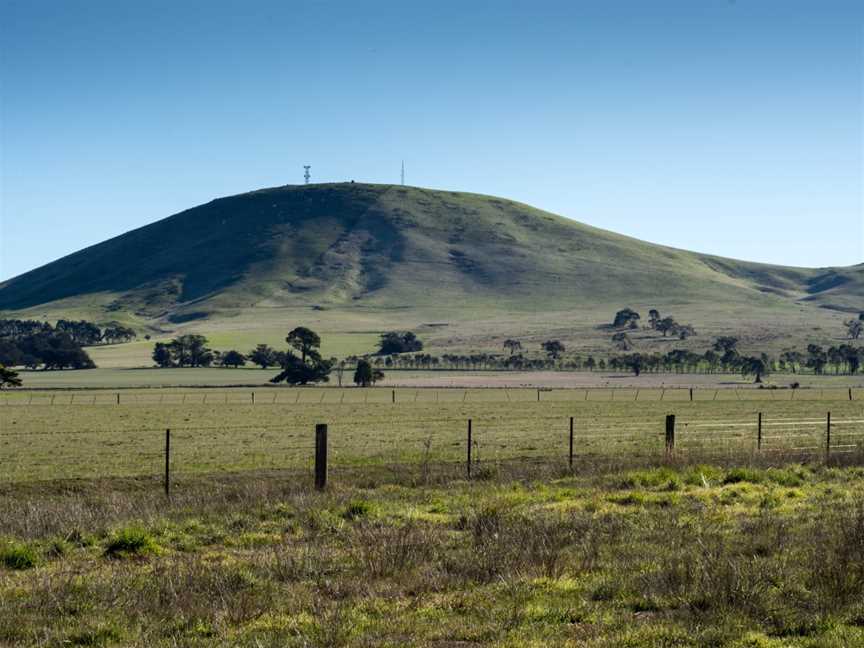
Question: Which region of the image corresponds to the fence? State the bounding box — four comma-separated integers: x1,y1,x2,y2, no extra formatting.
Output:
1,386,861,406
2,410,863,490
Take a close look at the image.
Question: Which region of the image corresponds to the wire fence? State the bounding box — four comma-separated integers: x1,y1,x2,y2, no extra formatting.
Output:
0,385,861,406
1,410,862,487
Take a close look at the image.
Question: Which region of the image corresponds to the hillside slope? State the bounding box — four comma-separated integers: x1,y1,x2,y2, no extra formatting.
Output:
0,183,860,357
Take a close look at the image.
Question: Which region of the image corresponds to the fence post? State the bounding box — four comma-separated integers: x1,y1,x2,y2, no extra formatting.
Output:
689,388,693,402
757,412,762,452
467,419,472,479
665,415,675,456
537,388,540,402
164,429,171,499
116,393,120,405
392,389,396,404
569,416,574,469
252,392,255,404
315,424,328,490
825,412,831,464
850,388,853,401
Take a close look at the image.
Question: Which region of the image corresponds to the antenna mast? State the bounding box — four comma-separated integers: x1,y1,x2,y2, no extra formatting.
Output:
303,165,311,184
401,160,405,186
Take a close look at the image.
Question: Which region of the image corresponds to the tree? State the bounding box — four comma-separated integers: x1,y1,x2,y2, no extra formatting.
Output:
286,327,321,363
780,350,803,374
713,337,739,366
20,333,95,370
168,334,213,367
0,365,22,388
0,340,23,367
611,332,632,351
378,332,423,355
56,320,102,346
353,359,373,387
270,350,333,386
503,339,522,356
221,350,246,368
648,309,661,330
541,340,565,360
838,344,862,374
620,353,644,376
656,317,678,337
152,343,173,368
740,356,768,383
806,344,828,375
102,324,136,344
249,344,277,369
676,324,695,340
845,319,863,340
613,308,641,329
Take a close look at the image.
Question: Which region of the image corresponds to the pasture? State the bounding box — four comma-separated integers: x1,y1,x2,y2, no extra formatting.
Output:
2,385,864,647
2,386,862,486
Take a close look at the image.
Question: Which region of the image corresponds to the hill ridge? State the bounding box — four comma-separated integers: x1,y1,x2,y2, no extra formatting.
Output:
1,183,860,329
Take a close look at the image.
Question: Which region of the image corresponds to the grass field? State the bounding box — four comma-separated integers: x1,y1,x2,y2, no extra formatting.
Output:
1,461,864,646
2,385,864,646
2,388,862,484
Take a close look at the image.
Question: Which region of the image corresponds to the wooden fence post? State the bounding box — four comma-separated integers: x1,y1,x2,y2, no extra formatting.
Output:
569,416,574,469
392,389,395,404
689,388,693,402
116,393,120,405
757,412,762,452
315,424,328,490
164,429,171,499
467,419,473,479
825,412,831,464
251,392,255,404
665,415,675,456
537,388,540,402
850,388,853,401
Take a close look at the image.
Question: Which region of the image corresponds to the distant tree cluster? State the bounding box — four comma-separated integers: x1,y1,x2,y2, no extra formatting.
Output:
377,332,423,355
152,334,215,367
0,319,97,370
612,308,695,340
601,337,864,382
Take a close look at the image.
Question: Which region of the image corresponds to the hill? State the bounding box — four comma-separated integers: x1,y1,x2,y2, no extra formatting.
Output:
0,183,860,359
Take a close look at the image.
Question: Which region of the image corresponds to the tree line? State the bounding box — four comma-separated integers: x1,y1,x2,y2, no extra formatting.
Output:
0,319,108,370
150,328,408,386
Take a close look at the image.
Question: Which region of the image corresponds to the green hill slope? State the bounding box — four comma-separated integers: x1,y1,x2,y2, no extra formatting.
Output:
1,183,860,357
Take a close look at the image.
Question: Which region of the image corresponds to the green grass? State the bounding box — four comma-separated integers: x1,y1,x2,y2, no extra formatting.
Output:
1,465,863,646
104,526,159,558
0,542,38,570
1,387,862,483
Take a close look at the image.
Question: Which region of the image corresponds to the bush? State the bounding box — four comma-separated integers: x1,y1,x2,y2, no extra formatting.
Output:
104,526,158,558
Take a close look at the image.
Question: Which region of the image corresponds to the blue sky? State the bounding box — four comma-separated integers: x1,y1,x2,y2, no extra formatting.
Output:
1,0,862,280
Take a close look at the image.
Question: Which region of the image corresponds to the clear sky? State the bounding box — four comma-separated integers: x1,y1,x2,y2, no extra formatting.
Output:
1,0,862,281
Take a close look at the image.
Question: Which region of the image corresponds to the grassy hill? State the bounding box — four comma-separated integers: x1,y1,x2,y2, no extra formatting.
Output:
1,183,860,361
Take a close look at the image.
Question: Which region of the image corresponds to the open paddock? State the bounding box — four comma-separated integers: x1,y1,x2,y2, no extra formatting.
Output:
1,387,862,486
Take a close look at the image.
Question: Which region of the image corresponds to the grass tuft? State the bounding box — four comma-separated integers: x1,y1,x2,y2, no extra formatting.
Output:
104,526,158,559
1,542,38,570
